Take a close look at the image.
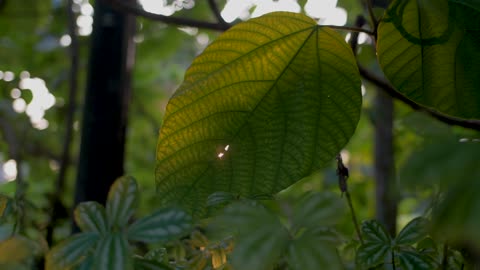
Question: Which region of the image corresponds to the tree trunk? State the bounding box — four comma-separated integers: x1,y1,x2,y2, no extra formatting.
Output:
73,0,135,229
374,88,397,236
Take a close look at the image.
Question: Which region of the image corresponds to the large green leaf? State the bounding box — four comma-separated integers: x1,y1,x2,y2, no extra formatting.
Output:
291,192,346,231
106,176,139,228
127,208,192,243
287,228,342,270
93,233,133,270
217,202,290,270
74,202,108,234
46,233,99,270
156,11,361,216
377,0,480,119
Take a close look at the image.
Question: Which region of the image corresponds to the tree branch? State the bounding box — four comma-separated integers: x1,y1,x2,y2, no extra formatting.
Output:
207,0,228,25
359,65,480,130
102,0,230,31
364,0,377,30
323,24,374,36
46,0,80,245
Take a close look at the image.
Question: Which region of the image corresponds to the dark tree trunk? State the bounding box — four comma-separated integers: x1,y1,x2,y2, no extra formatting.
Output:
73,0,135,229
374,89,397,236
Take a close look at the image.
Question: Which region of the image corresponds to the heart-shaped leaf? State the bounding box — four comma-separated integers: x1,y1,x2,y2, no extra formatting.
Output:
156,11,361,216
127,208,192,243
74,202,108,234
106,176,138,228
377,0,480,119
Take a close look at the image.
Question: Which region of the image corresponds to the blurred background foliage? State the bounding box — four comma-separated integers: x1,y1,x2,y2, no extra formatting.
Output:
0,0,479,264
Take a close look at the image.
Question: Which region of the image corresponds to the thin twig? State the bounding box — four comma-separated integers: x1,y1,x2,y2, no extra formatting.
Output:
364,0,377,29
46,0,80,245
103,0,231,31
336,154,364,245
358,65,480,131
207,0,228,25
345,191,364,245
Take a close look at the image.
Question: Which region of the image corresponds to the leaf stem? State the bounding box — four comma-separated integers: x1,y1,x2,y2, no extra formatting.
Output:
336,154,364,245
391,250,396,270
345,191,364,245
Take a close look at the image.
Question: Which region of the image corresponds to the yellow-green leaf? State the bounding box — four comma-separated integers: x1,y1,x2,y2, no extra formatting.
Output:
156,11,361,216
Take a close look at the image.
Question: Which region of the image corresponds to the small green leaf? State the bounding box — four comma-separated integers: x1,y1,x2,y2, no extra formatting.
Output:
395,217,429,246
134,257,172,270
46,232,99,270
74,202,108,234
219,203,290,270
206,192,237,207
0,236,36,267
143,248,167,262
127,208,192,243
75,255,93,270
292,192,345,231
356,242,391,269
396,248,438,270
287,228,342,270
92,233,133,270
156,11,362,216
106,176,139,228
0,195,12,219
362,220,392,244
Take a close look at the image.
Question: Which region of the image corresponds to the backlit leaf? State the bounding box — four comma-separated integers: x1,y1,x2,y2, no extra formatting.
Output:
156,11,361,216
377,0,480,119
46,233,99,270
106,176,138,228
74,202,108,234
127,208,192,243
